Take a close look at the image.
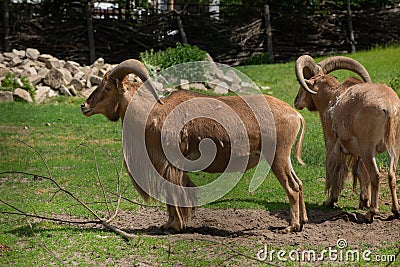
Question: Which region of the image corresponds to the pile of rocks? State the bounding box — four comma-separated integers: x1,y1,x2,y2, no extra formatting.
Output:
0,48,118,103
0,48,271,104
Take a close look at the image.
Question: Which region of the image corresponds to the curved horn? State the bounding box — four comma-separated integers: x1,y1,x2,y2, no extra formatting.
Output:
318,56,371,82
109,59,162,104
295,55,319,94
109,59,150,83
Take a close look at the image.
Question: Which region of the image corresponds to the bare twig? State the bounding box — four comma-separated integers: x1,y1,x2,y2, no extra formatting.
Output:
93,141,124,222
17,140,54,182
26,219,67,266
17,140,103,221
0,199,98,224
385,247,400,267
1,200,137,240
79,143,111,216
106,190,160,208
0,141,145,240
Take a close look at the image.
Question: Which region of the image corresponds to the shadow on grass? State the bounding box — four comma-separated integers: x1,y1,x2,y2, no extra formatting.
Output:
6,221,254,238
124,225,256,237
6,223,109,237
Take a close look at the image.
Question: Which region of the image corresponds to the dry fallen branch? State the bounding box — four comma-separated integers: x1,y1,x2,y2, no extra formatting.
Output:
0,140,142,240
79,143,112,217
26,219,67,266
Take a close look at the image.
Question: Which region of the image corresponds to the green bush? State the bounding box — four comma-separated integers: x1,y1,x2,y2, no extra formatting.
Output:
1,72,20,91
0,71,36,100
140,43,207,74
243,52,272,65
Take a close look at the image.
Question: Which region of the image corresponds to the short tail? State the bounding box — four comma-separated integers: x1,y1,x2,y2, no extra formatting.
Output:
294,114,306,166
384,108,396,157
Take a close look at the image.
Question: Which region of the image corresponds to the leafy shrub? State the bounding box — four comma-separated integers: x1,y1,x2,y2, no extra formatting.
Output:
0,71,36,100
243,52,272,65
1,72,19,91
140,43,207,74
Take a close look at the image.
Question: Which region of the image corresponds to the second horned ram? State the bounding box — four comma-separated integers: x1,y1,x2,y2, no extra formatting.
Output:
294,55,400,222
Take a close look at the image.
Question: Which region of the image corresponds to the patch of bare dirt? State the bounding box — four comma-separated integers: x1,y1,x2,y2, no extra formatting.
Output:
19,206,400,265
115,207,400,251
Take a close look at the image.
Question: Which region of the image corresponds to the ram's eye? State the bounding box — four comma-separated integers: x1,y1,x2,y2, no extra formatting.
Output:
105,86,112,91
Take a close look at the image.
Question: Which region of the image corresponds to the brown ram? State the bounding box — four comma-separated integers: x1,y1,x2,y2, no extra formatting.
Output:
81,59,308,233
294,55,400,222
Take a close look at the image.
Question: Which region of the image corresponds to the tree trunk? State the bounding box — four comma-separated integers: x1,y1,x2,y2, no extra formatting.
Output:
125,0,131,19
86,0,96,63
346,0,356,53
176,15,188,44
2,0,10,52
263,4,274,63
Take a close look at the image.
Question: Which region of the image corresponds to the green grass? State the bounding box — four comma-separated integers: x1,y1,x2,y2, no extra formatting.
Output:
1,46,400,266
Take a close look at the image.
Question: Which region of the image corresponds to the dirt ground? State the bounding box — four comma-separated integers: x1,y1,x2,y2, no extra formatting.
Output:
111,206,400,265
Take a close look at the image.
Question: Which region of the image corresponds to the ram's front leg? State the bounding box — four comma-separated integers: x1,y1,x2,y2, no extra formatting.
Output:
161,170,196,233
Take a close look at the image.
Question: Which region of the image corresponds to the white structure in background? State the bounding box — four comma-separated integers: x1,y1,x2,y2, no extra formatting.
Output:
209,0,220,20
93,2,119,19
157,0,168,13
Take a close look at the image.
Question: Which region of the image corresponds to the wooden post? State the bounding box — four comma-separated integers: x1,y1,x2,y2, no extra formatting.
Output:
86,0,96,63
263,4,274,63
168,0,174,11
2,0,10,52
346,0,356,53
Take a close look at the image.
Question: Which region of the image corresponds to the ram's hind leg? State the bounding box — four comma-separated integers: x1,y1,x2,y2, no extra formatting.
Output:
362,154,381,223
290,167,308,228
351,157,370,209
388,151,400,218
271,155,304,233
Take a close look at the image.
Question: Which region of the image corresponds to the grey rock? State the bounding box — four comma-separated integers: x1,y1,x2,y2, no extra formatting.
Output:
89,75,102,86
43,68,64,89
70,78,85,91
0,91,14,102
214,82,229,94
59,85,72,96
45,58,61,69
26,48,40,60
12,49,25,58
35,85,51,104
14,88,33,103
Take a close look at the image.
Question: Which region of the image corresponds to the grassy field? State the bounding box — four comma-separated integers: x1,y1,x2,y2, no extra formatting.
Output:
1,46,400,266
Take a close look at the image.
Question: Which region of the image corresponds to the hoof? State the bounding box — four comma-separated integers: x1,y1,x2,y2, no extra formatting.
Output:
359,199,370,209
323,200,335,208
392,209,400,219
364,211,375,223
161,222,183,233
281,225,302,234
301,217,309,225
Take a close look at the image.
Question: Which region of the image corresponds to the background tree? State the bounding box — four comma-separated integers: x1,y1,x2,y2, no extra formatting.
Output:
2,0,10,52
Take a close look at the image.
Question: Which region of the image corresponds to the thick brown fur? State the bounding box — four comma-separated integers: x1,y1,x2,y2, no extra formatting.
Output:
82,69,308,233
295,74,400,220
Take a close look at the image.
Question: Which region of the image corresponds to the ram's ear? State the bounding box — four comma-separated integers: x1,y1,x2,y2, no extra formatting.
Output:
115,79,126,92
305,79,315,87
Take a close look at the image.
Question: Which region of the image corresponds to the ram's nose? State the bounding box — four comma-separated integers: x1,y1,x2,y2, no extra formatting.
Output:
81,102,92,115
